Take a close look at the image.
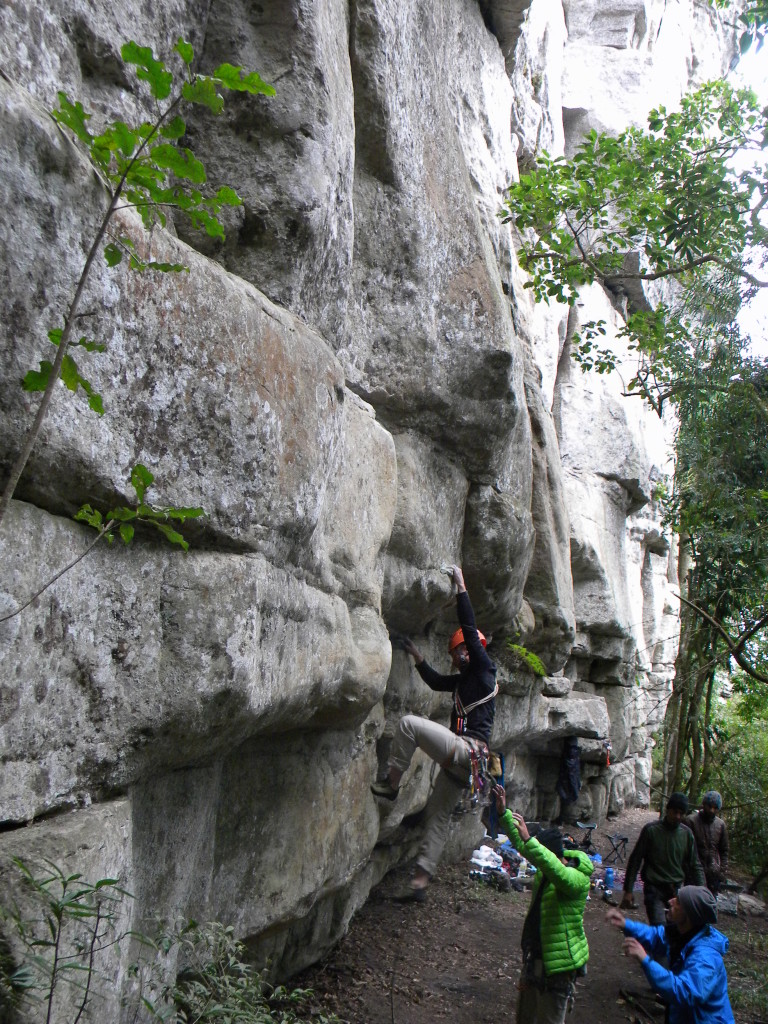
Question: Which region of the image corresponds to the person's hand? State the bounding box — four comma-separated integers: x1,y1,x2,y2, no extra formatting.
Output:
619,893,636,911
493,784,506,815
622,937,648,963
403,638,423,664
449,564,466,592
510,811,530,843
605,908,626,929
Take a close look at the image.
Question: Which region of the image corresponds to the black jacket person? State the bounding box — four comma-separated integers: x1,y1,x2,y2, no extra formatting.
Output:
371,564,497,898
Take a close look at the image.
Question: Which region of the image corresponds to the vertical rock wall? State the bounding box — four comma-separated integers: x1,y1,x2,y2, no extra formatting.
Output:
0,0,736,1000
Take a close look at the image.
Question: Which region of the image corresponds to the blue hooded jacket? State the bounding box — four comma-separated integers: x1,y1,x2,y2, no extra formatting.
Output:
624,917,734,1024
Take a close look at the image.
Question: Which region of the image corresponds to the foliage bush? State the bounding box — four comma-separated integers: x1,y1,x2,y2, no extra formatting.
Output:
0,858,338,1024
704,689,768,894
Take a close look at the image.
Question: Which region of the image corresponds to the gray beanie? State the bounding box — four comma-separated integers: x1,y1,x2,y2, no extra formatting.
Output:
703,791,722,810
677,885,718,929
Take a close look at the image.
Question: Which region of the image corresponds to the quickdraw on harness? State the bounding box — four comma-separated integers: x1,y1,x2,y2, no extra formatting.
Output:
468,746,491,807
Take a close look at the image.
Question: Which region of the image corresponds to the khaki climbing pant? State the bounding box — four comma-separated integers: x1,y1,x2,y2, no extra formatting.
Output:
388,714,484,878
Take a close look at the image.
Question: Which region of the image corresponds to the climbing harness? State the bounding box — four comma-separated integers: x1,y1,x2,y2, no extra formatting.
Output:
453,681,498,735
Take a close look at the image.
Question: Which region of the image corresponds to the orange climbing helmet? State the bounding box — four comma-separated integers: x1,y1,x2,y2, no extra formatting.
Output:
448,628,487,651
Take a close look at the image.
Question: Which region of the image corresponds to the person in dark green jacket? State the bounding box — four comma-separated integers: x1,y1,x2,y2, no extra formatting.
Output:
621,793,706,925
494,785,593,1024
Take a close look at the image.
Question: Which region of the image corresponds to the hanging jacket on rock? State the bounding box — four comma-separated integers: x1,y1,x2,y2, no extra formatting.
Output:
556,735,581,805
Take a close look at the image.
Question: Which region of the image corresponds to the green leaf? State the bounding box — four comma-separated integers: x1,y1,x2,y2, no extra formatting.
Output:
86,388,105,416
163,505,205,521
211,63,276,96
149,144,206,184
160,115,187,140
174,38,194,65
119,523,135,545
56,354,104,414
186,207,225,240
144,261,189,273
213,185,242,207
104,242,124,267
130,463,154,503
107,507,139,522
109,121,138,156
52,92,92,144
181,77,225,114
121,41,173,100
73,336,107,353
75,504,103,530
22,361,53,392
150,520,189,551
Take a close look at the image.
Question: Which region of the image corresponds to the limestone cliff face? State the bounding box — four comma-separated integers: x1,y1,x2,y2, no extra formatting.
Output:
0,0,735,992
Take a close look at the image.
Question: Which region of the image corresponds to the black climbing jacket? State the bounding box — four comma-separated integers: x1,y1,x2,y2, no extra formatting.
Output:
416,590,497,744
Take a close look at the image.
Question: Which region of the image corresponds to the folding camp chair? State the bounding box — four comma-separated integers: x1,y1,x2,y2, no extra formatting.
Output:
604,833,629,865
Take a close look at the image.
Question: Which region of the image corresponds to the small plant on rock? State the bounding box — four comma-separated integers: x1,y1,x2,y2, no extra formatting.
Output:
507,641,547,677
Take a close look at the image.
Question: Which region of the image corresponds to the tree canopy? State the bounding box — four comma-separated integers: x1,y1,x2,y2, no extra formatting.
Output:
500,15,768,818
501,80,768,412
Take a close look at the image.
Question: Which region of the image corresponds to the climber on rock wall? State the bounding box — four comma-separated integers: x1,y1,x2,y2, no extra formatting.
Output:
371,563,497,901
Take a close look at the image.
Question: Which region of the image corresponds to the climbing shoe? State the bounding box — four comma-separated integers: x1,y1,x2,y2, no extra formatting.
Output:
371,779,399,801
393,885,427,904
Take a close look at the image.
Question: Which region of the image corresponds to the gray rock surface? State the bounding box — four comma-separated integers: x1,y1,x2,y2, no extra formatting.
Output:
0,0,737,1005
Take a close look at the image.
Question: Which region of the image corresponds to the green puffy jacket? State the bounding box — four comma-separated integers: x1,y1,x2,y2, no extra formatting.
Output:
499,810,593,976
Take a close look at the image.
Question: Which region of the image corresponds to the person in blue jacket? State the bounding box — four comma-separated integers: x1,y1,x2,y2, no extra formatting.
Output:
606,885,734,1024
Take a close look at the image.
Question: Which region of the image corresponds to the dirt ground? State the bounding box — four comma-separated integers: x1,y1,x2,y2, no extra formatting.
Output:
295,807,768,1024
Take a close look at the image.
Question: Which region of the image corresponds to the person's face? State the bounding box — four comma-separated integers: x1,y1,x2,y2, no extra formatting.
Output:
665,806,685,827
451,642,469,669
702,801,718,822
665,897,691,932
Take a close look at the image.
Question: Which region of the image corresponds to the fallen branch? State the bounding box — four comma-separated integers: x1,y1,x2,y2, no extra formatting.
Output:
619,987,662,1022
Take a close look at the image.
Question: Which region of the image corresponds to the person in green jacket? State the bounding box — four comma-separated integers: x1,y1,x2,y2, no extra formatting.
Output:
621,793,706,924
494,785,593,1024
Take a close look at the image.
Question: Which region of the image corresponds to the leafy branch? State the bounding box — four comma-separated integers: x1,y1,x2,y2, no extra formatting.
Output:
501,80,768,411
713,0,768,53
0,39,274,529
0,464,204,624
676,592,768,684
75,462,204,550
